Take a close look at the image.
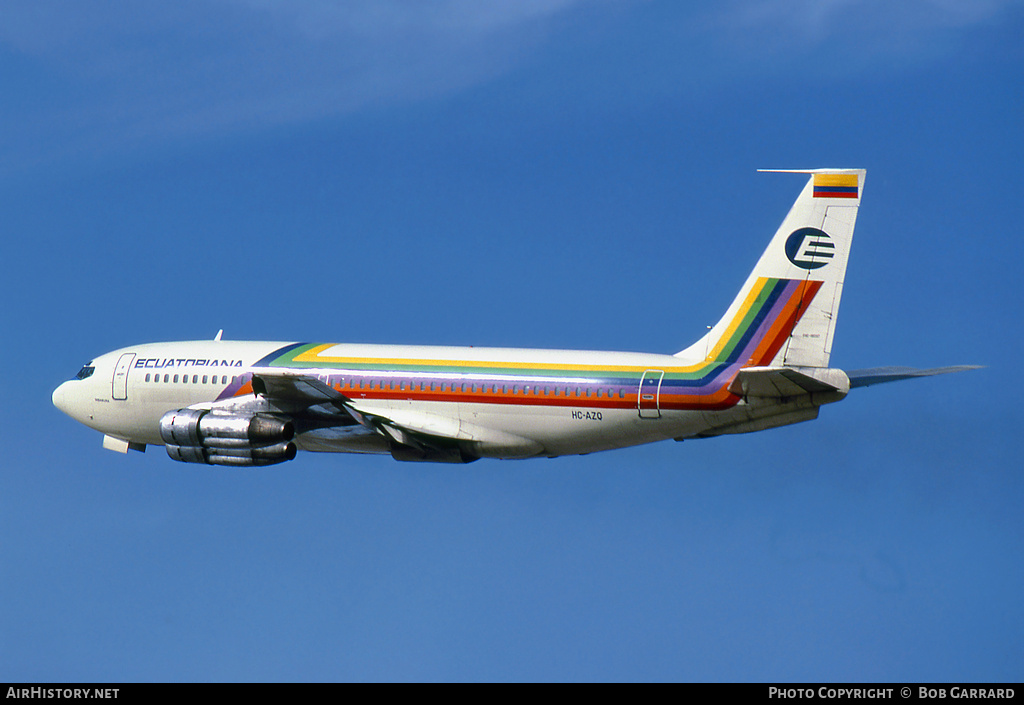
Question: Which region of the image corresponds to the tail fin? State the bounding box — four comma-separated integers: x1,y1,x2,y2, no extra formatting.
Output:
676,169,866,368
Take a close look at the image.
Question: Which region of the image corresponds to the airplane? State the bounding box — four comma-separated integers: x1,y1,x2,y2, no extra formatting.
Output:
52,169,978,466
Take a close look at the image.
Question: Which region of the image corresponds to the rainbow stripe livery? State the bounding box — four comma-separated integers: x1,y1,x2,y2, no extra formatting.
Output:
52,168,978,465
222,276,821,416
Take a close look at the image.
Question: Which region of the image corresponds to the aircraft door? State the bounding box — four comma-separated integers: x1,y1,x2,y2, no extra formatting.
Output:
112,353,135,401
638,369,664,419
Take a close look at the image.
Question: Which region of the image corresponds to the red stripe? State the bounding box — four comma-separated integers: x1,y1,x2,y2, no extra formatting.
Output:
814,190,858,198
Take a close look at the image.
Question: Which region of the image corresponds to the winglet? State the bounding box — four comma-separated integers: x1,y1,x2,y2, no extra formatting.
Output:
214,329,224,341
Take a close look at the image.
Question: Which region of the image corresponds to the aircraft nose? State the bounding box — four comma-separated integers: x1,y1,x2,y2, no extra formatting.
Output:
52,381,73,416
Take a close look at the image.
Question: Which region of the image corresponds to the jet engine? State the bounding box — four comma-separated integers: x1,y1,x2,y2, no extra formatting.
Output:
159,408,296,467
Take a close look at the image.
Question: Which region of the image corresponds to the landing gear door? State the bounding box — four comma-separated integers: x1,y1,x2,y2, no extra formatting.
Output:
112,353,135,401
638,369,664,419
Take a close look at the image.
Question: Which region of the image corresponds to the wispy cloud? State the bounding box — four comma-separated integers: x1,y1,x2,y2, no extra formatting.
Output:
0,0,591,171
0,0,1018,173
705,0,1022,66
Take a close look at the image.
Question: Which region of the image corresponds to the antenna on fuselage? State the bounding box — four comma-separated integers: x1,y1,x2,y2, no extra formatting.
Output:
214,329,224,341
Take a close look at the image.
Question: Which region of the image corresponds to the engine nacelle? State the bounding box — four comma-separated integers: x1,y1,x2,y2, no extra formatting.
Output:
165,441,297,467
160,409,296,467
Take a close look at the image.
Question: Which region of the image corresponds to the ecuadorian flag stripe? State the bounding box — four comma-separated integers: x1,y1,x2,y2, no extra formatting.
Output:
813,173,858,198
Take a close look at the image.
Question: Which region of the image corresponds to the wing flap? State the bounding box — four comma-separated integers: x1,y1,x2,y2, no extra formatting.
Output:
347,402,543,459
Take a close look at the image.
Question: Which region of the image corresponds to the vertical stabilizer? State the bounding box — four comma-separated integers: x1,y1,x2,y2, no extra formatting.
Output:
676,169,865,368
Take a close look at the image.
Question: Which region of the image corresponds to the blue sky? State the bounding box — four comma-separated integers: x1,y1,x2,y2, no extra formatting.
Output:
2,0,1022,682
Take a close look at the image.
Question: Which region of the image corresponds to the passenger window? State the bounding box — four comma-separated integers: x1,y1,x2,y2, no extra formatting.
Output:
192,375,198,384
173,375,179,383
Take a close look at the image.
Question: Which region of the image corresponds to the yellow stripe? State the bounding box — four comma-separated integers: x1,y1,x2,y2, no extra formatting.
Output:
707,277,769,360
293,343,335,363
813,173,858,187
293,343,709,374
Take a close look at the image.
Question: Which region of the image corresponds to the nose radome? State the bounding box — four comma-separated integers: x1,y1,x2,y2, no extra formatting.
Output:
52,381,72,416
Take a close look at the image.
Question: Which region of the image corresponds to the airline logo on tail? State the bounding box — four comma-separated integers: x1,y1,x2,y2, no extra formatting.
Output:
785,227,834,270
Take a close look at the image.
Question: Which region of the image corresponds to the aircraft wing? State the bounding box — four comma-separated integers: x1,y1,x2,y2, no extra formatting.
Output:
249,370,539,462
845,365,983,388
251,370,350,408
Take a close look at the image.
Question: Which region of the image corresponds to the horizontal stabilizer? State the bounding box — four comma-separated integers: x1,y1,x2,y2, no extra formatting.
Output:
846,365,983,388
729,366,850,398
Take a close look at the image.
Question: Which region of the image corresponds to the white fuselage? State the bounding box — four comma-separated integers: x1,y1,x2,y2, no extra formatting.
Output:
53,339,820,461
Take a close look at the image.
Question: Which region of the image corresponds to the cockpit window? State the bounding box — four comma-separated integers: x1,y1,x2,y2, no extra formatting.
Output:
75,363,95,380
